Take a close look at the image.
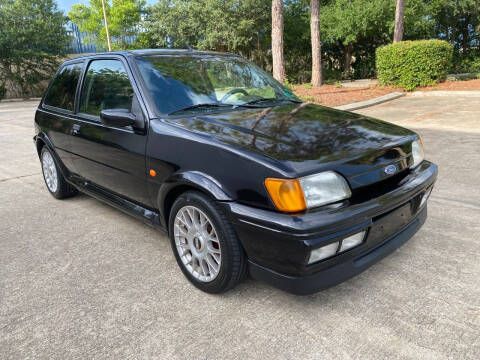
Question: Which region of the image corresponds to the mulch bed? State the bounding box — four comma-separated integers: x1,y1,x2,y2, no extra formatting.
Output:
293,79,480,107
418,78,480,91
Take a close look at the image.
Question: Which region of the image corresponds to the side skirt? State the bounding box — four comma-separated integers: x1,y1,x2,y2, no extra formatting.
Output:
69,175,167,234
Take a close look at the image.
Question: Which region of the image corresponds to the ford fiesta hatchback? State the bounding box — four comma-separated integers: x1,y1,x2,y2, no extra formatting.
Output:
34,50,437,295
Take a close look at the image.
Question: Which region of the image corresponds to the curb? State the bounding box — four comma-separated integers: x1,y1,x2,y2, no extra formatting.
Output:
334,92,405,111
408,91,480,97
0,98,41,103
340,79,379,88
446,73,479,81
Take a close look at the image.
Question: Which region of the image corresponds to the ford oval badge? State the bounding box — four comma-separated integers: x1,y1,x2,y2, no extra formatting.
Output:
385,164,397,175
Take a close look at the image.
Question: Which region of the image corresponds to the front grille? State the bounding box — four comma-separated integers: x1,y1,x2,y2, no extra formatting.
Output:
349,169,411,204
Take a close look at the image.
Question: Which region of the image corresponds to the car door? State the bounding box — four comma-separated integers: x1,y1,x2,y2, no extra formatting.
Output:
69,57,152,207
38,61,84,173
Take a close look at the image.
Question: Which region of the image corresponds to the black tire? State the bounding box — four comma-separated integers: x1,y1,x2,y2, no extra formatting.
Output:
168,191,247,293
40,146,77,199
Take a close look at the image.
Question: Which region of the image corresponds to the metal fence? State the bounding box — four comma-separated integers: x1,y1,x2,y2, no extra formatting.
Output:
66,22,138,54
66,22,103,54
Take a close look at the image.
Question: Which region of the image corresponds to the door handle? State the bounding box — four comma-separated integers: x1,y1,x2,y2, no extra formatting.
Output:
72,124,80,135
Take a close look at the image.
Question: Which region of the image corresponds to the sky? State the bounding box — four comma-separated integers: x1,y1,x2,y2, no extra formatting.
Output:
57,0,87,13
57,0,156,15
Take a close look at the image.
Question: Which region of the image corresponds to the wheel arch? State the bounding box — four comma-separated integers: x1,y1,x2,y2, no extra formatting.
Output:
35,132,56,157
35,132,70,179
158,171,233,232
35,137,46,157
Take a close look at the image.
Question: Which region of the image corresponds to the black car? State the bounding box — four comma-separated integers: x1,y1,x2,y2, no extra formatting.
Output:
34,50,437,295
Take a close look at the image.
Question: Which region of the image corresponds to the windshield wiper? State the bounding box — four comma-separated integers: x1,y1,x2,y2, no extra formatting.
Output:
241,97,302,107
169,103,234,115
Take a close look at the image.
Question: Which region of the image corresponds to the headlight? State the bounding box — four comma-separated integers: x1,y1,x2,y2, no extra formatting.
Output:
265,171,351,212
410,138,424,168
299,171,352,208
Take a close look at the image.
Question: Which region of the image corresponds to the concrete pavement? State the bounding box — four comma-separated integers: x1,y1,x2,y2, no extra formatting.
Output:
0,97,479,359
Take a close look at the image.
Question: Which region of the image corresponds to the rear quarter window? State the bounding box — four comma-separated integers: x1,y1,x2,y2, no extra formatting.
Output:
44,63,83,111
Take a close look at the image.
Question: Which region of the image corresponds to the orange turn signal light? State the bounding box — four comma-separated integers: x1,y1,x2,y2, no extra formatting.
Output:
149,169,157,177
264,178,306,212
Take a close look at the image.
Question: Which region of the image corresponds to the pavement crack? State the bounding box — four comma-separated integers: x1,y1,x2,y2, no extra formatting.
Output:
0,172,41,183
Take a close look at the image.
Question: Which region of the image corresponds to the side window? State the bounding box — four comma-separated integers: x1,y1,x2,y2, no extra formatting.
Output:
44,63,82,111
79,59,134,117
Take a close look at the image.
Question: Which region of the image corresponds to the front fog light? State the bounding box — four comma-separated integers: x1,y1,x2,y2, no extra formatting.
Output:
308,242,339,264
420,187,432,207
339,231,366,252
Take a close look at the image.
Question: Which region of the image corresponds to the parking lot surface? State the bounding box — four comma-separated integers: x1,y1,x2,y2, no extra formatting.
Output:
1,95,479,359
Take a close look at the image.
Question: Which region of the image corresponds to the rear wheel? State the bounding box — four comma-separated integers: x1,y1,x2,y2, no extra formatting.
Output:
169,191,246,293
40,146,77,199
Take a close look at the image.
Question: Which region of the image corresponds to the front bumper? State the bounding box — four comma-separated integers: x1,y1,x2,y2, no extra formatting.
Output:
249,205,427,295
222,161,438,295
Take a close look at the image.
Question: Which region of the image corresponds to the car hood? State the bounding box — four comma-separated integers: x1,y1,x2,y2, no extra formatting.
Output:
168,103,417,187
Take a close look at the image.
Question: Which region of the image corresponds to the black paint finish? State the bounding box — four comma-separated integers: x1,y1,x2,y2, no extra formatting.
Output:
34,50,438,294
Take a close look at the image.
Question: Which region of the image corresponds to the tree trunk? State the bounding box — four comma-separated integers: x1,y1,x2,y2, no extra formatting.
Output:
344,43,353,76
462,13,471,55
451,14,461,50
271,0,285,83
310,0,322,87
393,0,405,43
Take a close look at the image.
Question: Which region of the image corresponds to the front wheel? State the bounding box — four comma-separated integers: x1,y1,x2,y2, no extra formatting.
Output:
169,191,247,293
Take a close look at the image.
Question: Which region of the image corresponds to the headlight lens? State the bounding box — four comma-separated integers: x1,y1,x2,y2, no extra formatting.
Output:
339,231,366,252
265,171,351,212
410,138,424,168
309,242,339,263
299,171,352,208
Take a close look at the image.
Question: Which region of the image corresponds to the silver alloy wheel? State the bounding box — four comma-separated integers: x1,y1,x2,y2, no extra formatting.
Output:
174,205,221,282
42,150,58,193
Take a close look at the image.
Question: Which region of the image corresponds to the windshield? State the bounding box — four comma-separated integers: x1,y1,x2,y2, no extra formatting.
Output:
135,54,299,115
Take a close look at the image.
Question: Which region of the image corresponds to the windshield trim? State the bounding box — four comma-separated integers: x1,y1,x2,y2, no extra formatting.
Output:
133,53,300,118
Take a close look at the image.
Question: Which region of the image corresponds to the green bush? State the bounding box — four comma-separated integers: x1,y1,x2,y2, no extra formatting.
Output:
451,52,480,74
376,40,453,91
461,57,480,73
468,58,480,73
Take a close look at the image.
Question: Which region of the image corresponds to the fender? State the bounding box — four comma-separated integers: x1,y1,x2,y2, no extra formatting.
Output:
156,170,234,230
34,132,71,181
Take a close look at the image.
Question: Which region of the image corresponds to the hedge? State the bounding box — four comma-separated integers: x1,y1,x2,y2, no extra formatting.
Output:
376,40,453,91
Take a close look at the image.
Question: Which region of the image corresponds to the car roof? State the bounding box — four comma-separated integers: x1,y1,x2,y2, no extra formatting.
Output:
64,49,239,63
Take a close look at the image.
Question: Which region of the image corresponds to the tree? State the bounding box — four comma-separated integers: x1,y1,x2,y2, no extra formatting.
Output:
320,0,395,75
0,0,70,98
68,0,146,50
144,0,271,67
310,0,322,86
428,0,479,54
283,0,311,83
272,0,286,82
393,0,405,42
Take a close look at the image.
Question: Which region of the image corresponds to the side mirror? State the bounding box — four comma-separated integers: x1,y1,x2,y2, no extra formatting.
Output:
100,109,136,127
